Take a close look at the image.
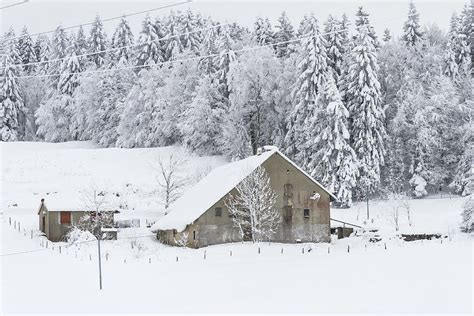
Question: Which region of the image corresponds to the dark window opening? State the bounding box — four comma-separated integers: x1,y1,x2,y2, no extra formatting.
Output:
304,209,310,219
193,231,196,240
215,207,222,217
60,211,71,224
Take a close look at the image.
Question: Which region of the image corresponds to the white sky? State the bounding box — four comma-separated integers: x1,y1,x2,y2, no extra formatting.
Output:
0,0,468,40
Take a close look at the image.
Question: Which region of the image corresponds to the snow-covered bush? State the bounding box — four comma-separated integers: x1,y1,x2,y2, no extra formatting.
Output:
66,227,96,244
409,174,428,198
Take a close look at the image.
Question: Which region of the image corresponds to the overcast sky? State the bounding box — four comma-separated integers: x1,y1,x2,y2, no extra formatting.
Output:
1,0,468,40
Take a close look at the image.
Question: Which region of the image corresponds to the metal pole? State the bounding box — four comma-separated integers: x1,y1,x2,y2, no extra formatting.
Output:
366,186,370,220
97,231,103,290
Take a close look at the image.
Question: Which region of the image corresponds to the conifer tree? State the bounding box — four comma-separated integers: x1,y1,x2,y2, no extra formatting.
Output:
274,11,295,58
324,15,344,80
74,26,88,70
308,74,358,207
136,14,162,68
340,13,350,47
198,22,219,74
181,9,202,54
17,27,36,73
444,41,459,79
36,48,83,141
111,17,134,65
1,54,24,141
253,17,273,45
402,0,423,46
355,7,379,48
49,26,69,87
165,12,184,60
284,14,329,166
88,15,108,68
382,29,392,43
179,76,224,154
34,35,51,75
214,25,236,98
347,22,386,195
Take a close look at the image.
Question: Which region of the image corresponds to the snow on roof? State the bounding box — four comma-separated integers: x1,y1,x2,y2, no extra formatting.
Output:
39,195,117,212
151,147,337,232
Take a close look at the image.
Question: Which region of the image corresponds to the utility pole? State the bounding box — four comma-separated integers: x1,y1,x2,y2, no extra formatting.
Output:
94,189,103,291
97,233,103,290
366,185,370,220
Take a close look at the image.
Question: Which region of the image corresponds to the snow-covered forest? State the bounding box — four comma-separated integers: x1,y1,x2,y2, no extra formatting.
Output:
1,1,473,207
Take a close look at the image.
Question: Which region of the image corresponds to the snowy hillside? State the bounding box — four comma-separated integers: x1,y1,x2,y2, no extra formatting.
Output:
0,141,226,213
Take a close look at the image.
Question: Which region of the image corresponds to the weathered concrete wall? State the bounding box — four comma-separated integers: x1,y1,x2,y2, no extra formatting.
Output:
158,151,331,248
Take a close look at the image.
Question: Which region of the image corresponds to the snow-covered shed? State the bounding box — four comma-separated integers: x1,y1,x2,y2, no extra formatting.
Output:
152,146,336,248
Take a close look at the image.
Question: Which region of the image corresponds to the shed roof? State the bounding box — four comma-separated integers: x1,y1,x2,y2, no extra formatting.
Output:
151,146,336,232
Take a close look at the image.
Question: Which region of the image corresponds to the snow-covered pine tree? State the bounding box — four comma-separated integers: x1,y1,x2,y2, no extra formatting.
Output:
0,54,24,141
340,13,350,48
136,14,162,68
284,14,329,166
354,7,379,48
111,17,134,65
308,74,358,207
323,15,344,80
402,0,423,47
34,36,51,75
49,26,69,87
458,4,473,65
73,26,89,71
347,22,386,196
88,15,108,68
165,12,184,61
382,29,392,43
214,25,236,99
253,17,273,45
36,47,83,142
198,22,219,74
274,11,295,58
181,9,202,54
444,41,459,79
85,67,136,146
179,76,224,155
17,27,36,73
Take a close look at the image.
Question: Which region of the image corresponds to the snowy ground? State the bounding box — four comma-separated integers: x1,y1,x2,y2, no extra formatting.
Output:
1,142,473,314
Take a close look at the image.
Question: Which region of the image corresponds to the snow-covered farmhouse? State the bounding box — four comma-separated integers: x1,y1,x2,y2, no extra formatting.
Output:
152,146,336,248
38,198,117,241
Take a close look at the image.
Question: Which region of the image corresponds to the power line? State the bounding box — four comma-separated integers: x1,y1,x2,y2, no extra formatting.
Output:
5,12,420,79
0,0,29,10
3,22,230,70
11,26,353,79
1,0,191,43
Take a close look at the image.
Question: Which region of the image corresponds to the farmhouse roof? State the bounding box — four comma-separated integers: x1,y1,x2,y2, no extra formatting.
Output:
151,146,337,232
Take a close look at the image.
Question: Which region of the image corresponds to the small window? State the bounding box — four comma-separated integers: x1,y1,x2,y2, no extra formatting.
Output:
193,231,196,240
215,207,222,217
303,209,310,219
60,211,71,224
